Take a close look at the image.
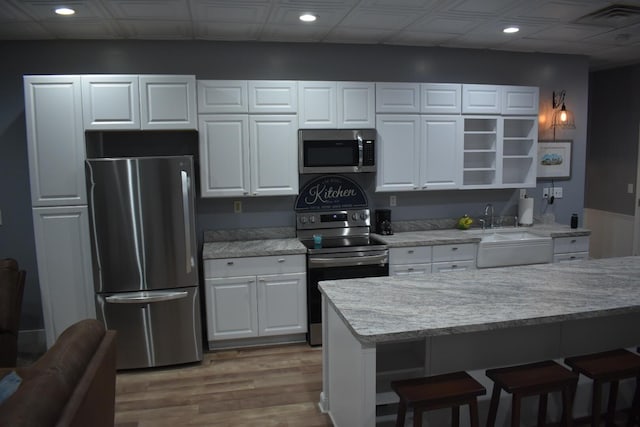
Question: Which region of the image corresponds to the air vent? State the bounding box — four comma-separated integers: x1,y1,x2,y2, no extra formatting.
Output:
575,4,640,27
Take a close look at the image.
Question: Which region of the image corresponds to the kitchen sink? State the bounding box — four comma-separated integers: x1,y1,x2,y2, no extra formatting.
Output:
469,228,553,268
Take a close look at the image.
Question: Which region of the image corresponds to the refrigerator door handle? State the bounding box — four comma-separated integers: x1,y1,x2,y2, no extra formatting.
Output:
181,170,194,274
105,291,189,304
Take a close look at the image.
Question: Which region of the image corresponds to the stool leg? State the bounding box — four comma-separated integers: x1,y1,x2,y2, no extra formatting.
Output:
486,384,501,427
414,407,423,427
592,379,603,427
396,399,407,427
628,376,640,427
537,393,548,427
512,393,522,427
469,398,480,427
452,405,460,427
606,380,619,427
562,382,576,427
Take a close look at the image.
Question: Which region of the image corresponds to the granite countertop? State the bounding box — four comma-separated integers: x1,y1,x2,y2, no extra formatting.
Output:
319,256,640,345
373,223,590,248
202,238,307,259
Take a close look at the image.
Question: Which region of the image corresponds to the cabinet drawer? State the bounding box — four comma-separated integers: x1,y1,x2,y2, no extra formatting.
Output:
389,246,432,265
204,254,305,278
553,252,589,263
431,260,475,273
432,243,476,262
553,236,589,254
389,263,431,276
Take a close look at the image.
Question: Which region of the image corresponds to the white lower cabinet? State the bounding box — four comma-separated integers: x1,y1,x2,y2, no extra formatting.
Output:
204,255,307,346
32,206,96,347
389,246,431,277
432,243,477,273
389,243,477,276
553,236,590,263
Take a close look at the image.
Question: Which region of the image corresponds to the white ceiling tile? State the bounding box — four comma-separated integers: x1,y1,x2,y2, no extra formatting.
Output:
585,22,640,46
194,21,261,40
0,1,36,21
512,0,605,21
189,0,271,23
406,15,480,34
339,9,422,30
443,0,527,16
324,27,395,43
9,0,110,20
0,21,51,38
41,20,123,39
389,30,456,45
106,0,191,20
260,24,331,42
268,4,352,26
119,20,193,38
530,23,608,41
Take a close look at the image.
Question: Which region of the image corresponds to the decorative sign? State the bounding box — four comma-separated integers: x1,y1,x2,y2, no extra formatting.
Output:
295,175,368,211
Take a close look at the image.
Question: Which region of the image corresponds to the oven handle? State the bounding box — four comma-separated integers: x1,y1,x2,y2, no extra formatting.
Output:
308,253,388,268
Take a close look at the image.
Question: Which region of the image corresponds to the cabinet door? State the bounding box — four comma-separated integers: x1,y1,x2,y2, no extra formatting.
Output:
24,75,86,207
249,81,298,113
197,80,248,113
375,83,420,113
257,272,307,336
139,75,197,129
81,75,140,129
32,206,95,347
198,115,250,197
502,86,539,115
376,115,420,192
421,83,461,114
205,276,258,341
419,116,462,190
338,82,375,128
462,84,502,114
249,115,299,196
298,81,337,128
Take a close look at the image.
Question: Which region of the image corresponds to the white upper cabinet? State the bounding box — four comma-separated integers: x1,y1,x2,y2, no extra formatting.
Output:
420,116,462,190
199,114,251,197
81,75,140,130
299,81,375,128
337,82,375,128
197,80,248,113
502,86,539,115
462,84,502,114
139,75,197,130
376,83,421,113
249,81,298,114
249,115,299,196
421,83,461,114
24,75,86,207
376,114,421,191
298,81,337,128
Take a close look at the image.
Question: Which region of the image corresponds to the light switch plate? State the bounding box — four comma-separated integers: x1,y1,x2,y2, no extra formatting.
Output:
233,201,242,213
552,187,563,198
390,195,397,207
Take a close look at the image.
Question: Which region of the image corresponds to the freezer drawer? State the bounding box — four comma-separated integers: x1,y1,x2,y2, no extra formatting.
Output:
96,287,202,370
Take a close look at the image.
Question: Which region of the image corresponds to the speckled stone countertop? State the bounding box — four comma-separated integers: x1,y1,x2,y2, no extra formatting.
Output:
373,223,590,247
319,256,640,345
202,238,306,259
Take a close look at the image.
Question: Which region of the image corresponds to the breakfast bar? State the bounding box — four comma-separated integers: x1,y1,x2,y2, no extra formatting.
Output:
319,256,640,426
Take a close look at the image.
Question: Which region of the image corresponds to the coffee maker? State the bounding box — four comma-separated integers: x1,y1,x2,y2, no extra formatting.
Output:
374,209,393,235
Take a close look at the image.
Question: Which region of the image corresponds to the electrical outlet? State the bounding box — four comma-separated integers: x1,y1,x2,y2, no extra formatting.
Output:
233,200,242,213
628,183,634,194
552,187,563,198
390,195,397,207
542,187,550,199
519,189,527,199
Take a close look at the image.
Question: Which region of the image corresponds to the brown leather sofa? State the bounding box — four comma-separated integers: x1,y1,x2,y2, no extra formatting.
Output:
0,319,117,427
0,258,26,368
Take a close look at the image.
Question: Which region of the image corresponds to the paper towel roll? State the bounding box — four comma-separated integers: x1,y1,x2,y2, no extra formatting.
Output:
518,197,534,225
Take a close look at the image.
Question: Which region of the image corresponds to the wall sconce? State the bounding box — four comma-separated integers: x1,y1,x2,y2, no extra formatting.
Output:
550,90,576,130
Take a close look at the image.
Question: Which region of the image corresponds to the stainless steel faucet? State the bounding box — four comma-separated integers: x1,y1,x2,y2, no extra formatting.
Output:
484,203,494,229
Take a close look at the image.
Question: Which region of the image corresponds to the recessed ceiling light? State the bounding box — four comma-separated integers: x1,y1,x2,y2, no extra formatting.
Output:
55,7,76,16
299,13,317,22
503,26,520,34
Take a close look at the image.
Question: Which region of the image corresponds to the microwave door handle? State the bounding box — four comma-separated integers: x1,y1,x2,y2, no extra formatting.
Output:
357,135,363,168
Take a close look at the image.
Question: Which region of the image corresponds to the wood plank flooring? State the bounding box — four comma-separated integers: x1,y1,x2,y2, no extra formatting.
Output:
115,343,333,426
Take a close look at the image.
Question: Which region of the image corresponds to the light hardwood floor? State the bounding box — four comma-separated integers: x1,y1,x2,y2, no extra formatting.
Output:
114,343,333,426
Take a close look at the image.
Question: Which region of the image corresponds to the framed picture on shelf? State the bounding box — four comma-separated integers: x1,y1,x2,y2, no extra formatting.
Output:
537,140,572,179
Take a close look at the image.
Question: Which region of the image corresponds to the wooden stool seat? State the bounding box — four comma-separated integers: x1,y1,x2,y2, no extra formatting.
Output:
565,348,640,426
391,371,486,427
486,360,578,426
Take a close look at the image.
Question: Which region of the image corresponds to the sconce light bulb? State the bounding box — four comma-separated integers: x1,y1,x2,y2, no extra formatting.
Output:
560,110,567,122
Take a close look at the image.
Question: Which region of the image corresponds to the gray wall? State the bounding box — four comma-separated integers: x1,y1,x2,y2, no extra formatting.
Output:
586,64,640,215
0,40,589,331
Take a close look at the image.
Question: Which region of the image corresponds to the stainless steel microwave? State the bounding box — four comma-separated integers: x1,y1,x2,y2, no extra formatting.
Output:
298,129,376,174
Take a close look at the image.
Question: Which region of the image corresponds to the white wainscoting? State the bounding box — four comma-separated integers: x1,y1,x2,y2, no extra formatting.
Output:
584,208,634,259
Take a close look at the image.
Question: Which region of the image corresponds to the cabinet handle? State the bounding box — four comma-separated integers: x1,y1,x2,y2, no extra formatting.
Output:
227,261,234,266
571,239,576,243
277,258,285,263
451,264,458,268
407,250,414,254
451,247,458,251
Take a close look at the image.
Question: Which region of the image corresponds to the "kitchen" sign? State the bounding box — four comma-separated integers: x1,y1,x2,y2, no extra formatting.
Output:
294,175,368,211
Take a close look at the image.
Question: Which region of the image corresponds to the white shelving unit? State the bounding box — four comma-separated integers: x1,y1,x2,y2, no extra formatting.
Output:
462,117,500,188
502,117,538,187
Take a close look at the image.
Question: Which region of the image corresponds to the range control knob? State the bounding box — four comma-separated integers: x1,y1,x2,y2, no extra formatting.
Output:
360,211,369,220
351,212,359,220
299,216,308,224
309,215,316,223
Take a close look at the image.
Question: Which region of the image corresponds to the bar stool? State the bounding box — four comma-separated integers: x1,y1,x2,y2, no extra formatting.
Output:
391,371,486,427
565,348,640,426
486,360,578,427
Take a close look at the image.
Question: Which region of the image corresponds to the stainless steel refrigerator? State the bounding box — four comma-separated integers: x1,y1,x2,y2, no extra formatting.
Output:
85,156,203,370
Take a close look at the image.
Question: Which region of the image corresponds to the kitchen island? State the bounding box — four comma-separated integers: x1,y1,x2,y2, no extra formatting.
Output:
319,256,640,426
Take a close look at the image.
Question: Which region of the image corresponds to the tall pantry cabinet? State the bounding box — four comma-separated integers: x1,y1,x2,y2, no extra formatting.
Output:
24,76,95,347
